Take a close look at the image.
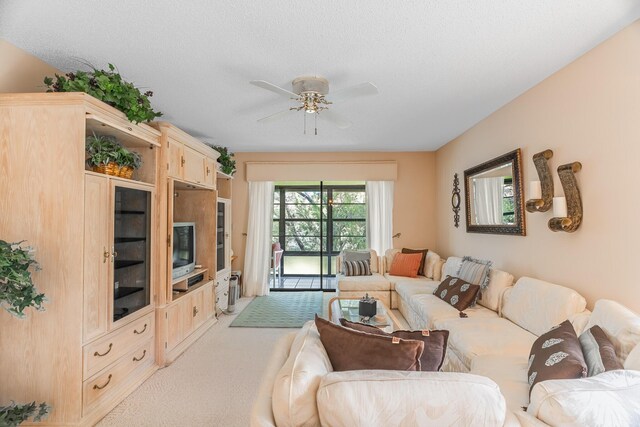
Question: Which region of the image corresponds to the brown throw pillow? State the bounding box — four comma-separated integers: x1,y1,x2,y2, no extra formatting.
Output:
433,276,480,312
314,315,424,371
528,319,587,394
401,248,428,276
339,318,449,372
579,325,623,376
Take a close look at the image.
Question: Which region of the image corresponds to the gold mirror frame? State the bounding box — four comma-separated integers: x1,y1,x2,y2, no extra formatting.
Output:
464,149,526,236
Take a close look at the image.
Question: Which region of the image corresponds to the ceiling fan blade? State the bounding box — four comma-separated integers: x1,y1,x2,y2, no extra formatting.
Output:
320,109,352,129
329,82,378,102
257,109,294,124
250,80,299,99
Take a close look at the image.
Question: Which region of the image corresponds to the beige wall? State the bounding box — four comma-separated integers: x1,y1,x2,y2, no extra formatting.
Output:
231,152,436,272
0,39,60,93
435,21,640,311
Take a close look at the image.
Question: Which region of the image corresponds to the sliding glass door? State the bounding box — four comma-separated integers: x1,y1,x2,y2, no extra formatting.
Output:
271,182,366,291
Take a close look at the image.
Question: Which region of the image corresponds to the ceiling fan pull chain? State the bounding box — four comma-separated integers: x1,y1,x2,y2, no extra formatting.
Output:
303,111,307,135
315,112,318,136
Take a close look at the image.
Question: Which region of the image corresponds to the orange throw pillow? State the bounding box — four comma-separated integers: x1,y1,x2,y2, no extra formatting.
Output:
389,252,423,278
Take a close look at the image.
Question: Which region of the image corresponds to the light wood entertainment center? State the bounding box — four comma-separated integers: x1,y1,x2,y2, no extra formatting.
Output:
0,93,233,425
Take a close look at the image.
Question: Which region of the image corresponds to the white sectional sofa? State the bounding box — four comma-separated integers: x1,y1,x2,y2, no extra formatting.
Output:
252,255,640,427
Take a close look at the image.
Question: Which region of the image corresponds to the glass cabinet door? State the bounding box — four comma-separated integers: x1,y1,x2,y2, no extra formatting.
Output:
217,201,225,271
112,185,152,322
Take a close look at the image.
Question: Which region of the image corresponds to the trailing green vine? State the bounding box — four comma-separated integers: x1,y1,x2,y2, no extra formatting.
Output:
210,145,236,176
44,63,162,124
0,240,46,318
0,402,50,427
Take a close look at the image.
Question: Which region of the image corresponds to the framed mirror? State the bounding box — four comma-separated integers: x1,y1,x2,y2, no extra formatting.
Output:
464,149,526,236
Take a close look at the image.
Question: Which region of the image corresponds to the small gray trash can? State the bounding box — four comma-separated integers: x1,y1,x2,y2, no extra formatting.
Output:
227,274,240,313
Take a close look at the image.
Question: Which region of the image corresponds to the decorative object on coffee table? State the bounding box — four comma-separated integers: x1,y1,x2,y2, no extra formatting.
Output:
358,293,377,318
526,149,554,213
548,162,583,233
452,173,461,227
328,297,403,333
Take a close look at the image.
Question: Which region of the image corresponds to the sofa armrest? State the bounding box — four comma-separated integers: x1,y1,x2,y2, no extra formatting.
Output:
317,370,507,426
250,332,297,427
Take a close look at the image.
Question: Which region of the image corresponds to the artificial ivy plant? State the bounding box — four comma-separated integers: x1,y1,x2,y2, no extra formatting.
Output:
211,145,236,176
0,240,45,318
0,240,49,425
44,63,162,124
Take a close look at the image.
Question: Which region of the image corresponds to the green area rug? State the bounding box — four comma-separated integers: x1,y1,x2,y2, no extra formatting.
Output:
230,291,324,328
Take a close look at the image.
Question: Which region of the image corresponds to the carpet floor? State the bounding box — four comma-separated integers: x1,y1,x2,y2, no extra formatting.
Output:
230,291,324,328
97,297,292,427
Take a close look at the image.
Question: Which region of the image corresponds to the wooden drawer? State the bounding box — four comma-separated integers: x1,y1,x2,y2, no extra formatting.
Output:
83,312,154,379
83,339,154,414
214,271,230,293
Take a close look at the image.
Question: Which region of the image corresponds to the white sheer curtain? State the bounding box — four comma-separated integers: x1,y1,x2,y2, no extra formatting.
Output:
366,181,394,255
474,177,504,225
243,181,275,296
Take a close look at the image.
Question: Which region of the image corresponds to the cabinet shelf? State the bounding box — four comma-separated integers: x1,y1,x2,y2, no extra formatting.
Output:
114,260,145,269
115,210,146,215
114,287,144,300
114,237,147,243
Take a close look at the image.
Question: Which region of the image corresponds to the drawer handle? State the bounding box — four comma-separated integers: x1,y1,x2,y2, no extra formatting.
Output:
193,306,199,317
215,282,219,287
93,374,113,390
134,323,147,335
224,292,228,296
215,297,219,303
133,350,147,362
94,343,113,357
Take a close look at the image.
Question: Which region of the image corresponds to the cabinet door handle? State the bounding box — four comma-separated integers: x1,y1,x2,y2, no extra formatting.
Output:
103,247,109,263
193,306,199,317
94,343,113,357
93,374,113,390
133,350,147,362
133,324,147,335
181,156,185,166
206,167,210,175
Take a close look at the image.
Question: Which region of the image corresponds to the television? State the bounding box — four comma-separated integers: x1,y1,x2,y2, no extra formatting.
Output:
172,222,196,279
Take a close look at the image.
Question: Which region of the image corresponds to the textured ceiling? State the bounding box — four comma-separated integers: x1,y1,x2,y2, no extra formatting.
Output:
1,1,639,152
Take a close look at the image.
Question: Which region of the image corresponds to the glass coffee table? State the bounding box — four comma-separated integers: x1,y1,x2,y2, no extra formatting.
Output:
328,297,401,333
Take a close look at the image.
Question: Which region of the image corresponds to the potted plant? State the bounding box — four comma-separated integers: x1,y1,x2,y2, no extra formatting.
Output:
0,240,50,424
86,133,121,176
211,145,236,176
44,63,162,124
116,147,142,179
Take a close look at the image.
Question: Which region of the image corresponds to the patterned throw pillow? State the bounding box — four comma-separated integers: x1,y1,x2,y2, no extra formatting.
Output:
579,325,623,376
528,319,587,395
339,318,449,372
456,256,492,290
341,250,371,274
432,276,480,312
342,260,372,276
401,248,428,276
389,252,423,278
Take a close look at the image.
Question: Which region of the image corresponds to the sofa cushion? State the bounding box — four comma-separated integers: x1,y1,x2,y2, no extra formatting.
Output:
336,273,390,292
317,370,506,427
272,321,332,427
424,251,441,280
389,252,423,277
315,315,423,371
528,320,587,394
527,370,640,426
342,259,371,276
433,276,481,312
579,325,623,376
457,256,492,291
502,277,587,337
438,317,536,370
471,355,530,411
384,248,401,273
339,318,449,372
386,275,436,291
394,280,439,301
586,299,640,365
401,248,428,276
410,294,499,330
442,256,463,279
477,268,514,313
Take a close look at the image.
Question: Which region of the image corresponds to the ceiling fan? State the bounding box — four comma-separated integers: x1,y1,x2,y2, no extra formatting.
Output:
250,76,378,133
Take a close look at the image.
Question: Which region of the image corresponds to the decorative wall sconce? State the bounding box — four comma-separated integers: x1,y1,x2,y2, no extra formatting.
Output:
548,162,583,232
452,173,461,228
525,150,554,213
